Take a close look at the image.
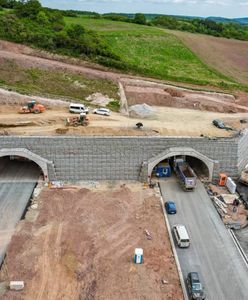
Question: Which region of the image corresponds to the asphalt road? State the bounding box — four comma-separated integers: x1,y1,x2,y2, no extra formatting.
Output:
0,159,40,264
160,177,248,300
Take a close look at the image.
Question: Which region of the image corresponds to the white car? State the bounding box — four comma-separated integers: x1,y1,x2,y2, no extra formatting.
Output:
93,108,110,116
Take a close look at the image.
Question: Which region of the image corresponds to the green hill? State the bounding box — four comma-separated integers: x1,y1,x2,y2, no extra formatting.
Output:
65,16,244,90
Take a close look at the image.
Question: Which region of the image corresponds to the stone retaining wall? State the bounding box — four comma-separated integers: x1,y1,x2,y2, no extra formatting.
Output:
0,132,246,182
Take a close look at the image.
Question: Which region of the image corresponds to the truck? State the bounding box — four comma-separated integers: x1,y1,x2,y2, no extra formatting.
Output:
173,157,197,191
154,162,171,178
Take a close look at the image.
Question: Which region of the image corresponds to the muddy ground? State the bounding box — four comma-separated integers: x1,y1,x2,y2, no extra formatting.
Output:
0,183,183,300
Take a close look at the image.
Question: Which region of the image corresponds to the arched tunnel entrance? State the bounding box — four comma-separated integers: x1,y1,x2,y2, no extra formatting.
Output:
0,149,53,265
0,156,43,182
151,155,210,181
145,147,215,182
0,148,54,182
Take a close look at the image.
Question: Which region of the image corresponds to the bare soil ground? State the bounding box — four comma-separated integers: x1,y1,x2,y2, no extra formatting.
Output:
124,81,248,113
1,39,248,137
170,30,248,86
0,183,183,300
1,104,248,137
1,39,248,110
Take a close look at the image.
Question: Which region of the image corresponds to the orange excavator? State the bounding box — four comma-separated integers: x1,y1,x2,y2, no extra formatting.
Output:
19,100,46,114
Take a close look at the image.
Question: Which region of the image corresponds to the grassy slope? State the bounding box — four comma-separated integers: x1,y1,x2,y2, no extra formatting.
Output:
65,16,244,90
0,60,119,107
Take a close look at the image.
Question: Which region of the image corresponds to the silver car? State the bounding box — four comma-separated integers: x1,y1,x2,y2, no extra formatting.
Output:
93,108,110,116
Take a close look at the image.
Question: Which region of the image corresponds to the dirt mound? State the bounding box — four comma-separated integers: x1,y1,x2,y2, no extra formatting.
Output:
129,103,156,118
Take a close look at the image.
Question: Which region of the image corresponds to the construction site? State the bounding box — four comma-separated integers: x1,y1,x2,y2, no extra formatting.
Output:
1,39,248,299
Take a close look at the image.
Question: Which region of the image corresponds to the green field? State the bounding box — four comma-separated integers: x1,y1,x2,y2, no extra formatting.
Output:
65,16,243,89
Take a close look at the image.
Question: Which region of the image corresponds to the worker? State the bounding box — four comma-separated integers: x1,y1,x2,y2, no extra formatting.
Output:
136,122,143,129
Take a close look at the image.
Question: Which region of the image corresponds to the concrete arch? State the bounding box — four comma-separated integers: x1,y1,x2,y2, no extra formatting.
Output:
0,148,54,182
146,147,216,181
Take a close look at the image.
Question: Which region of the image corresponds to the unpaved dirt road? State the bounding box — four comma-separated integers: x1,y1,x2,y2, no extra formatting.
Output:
0,183,183,300
1,104,248,137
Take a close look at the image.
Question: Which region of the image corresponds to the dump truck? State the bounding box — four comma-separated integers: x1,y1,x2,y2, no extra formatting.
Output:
239,165,248,186
66,113,89,127
19,100,45,114
174,157,197,191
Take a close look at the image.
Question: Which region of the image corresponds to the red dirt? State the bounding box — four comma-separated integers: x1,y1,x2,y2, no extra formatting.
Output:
0,183,183,300
124,83,248,113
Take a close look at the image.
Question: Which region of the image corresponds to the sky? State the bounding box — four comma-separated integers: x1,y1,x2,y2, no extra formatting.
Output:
40,0,248,18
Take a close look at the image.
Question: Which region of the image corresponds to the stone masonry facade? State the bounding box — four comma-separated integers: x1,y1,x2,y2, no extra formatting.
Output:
0,131,247,182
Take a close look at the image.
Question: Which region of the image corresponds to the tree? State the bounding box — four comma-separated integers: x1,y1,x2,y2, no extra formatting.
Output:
15,0,41,19
36,10,48,25
133,13,146,25
66,24,85,40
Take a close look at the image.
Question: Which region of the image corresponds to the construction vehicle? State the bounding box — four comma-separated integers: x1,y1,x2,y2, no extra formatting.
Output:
239,165,248,186
174,157,197,191
154,162,171,178
66,112,89,127
19,100,46,114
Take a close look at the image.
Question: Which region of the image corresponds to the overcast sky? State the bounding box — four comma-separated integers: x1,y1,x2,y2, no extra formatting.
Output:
40,0,248,18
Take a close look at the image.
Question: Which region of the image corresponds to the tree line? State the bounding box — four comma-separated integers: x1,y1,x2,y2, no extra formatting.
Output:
0,0,120,64
90,12,248,41
152,15,248,40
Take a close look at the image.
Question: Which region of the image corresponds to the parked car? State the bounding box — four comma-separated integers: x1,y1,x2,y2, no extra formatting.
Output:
93,108,110,116
69,103,89,114
186,272,205,300
165,201,177,214
212,119,225,129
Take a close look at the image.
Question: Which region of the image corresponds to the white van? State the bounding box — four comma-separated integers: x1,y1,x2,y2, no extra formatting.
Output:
173,224,190,248
69,103,89,114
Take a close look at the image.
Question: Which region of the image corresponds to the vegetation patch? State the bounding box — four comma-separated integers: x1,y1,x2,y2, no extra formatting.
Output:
65,17,245,90
0,1,247,91
0,60,119,103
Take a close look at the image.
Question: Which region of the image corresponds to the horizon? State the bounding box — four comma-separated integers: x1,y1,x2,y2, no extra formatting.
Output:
40,0,248,19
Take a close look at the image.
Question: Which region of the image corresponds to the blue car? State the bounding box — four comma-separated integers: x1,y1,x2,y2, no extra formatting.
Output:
165,201,177,214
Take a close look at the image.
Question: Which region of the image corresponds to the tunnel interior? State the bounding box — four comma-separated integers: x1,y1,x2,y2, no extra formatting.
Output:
152,155,209,180
0,156,43,182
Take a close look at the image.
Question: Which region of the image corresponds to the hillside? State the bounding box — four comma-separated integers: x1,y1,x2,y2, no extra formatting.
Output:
171,30,248,86
65,16,244,90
